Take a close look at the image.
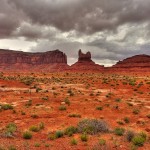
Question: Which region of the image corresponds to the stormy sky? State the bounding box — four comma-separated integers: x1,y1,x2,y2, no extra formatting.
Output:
0,0,150,66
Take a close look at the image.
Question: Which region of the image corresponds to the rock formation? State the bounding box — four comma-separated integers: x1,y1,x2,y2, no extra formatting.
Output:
111,54,150,72
0,49,68,72
113,54,150,68
70,49,104,71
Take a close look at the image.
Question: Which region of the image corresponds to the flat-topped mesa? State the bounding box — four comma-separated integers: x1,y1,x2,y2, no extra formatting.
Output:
0,49,67,65
78,49,92,62
0,49,68,72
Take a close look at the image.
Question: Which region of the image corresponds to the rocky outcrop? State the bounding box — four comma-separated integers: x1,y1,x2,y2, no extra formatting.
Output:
78,49,92,62
70,50,104,71
113,54,150,68
0,49,68,72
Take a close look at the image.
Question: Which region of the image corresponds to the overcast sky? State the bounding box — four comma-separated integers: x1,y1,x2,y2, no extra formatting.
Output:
0,0,150,66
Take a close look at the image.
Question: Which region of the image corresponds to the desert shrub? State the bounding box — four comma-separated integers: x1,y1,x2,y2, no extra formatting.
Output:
29,126,39,132
23,131,32,139
5,123,17,138
132,136,146,146
139,132,147,140
59,105,66,111
124,117,130,123
34,143,40,147
64,126,77,136
114,128,125,136
99,139,106,145
132,109,140,115
25,100,32,107
48,133,55,140
68,114,81,118
8,145,17,150
1,104,13,110
115,98,122,102
55,130,64,138
38,122,45,130
70,138,78,145
31,114,38,118
125,130,135,142
42,96,49,101
77,119,109,135
80,133,88,142
96,106,103,110
64,98,70,106
116,120,124,125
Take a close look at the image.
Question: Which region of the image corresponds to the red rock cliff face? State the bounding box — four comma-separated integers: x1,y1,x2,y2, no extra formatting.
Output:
0,49,68,72
70,49,104,71
113,54,150,68
0,49,67,64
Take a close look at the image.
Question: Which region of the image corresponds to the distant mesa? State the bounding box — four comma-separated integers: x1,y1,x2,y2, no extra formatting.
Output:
0,49,69,72
70,49,104,71
113,54,150,69
0,49,149,72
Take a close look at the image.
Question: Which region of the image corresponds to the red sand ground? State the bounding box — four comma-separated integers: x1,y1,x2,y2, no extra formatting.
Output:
0,72,150,150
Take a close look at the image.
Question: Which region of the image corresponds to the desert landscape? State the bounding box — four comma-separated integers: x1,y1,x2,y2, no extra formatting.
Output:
0,49,150,150
1,0,150,149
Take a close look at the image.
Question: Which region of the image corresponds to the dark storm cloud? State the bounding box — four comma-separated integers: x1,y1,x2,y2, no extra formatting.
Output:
9,0,150,34
0,0,26,38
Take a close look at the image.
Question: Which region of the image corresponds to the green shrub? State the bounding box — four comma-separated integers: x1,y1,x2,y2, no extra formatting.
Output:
133,109,140,115
55,130,64,138
29,126,39,132
77,119,109,135
64,98,70,106
39,122,45,130
23,131,32,139
34,143,40,147
68,114,81,118
99,139,106,145
8,145,17,150
70,138,78,145
1,104,13,110
114,128,125,136
124,117,130,123
80,133,88,142
59,106,66,111
132,136,145,146
115,98,122,102
96,106,103,110
64,126,77,136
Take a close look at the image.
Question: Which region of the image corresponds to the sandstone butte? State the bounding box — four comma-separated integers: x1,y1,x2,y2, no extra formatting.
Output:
0,49,150,72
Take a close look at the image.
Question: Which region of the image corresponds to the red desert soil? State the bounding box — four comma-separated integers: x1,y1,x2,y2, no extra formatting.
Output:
0,72,150,150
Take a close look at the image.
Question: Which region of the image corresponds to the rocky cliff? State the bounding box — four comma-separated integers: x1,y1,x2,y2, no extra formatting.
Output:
113,54,150,68
70,49,104,71
0,49,68,72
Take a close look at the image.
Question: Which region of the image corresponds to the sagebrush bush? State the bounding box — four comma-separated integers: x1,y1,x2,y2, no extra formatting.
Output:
23,131,32,139
114,128,125,136
77,119,109,135
80,133,88,142
55,130,64,138
70,138,78,145
64,126,77,136
132,135,146,146
29,125,39,132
